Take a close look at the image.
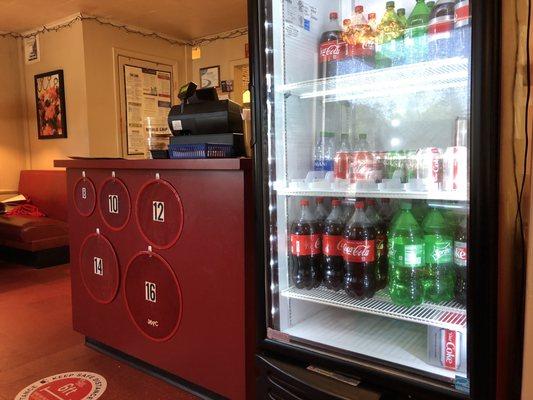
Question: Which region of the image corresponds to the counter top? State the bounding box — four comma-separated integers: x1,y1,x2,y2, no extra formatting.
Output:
54,158,252,171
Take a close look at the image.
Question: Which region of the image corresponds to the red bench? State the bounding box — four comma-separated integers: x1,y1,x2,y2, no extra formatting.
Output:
0,170,69,267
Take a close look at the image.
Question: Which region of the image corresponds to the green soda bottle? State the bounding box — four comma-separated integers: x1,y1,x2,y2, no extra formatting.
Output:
397,8,408,30
405,0,430,64
426,1,435,12
388,202,426,306
422,207,455,302
411,199,428,224
375,1,403,68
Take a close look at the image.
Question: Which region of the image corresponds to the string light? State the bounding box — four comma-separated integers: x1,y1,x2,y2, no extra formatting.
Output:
0,13,248,47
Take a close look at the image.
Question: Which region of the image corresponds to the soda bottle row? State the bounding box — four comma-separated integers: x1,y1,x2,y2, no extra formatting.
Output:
289,197,467,306
319,0,470,78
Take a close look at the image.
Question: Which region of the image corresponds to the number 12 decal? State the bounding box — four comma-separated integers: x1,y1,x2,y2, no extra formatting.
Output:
108,194,119,214
145,281,157,303
152,201,165,222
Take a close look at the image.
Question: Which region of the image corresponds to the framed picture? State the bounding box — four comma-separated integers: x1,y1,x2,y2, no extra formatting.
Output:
34,70,67,139
199,65,220,88
221,80,234,93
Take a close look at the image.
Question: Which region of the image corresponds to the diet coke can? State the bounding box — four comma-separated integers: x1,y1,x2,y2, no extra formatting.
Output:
443,146,468,192
349,151,376,183
427,326,466,372
416,147,443,184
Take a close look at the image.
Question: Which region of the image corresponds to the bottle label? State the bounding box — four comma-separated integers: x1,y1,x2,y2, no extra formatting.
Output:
425,235,453,264
454,241,467,267
389,241,425,268
319,40,347,62
376,234,387,259
341,239,375,262
323,235,343,256
291,234,321,256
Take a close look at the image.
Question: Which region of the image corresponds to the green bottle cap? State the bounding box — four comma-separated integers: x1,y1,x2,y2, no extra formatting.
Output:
321,131,336,137
397,8,405,15
386,1,395,8
358,133,367,139
400,202,412,210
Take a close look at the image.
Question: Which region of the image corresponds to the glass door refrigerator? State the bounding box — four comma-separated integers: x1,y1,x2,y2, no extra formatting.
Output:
248,0,509,398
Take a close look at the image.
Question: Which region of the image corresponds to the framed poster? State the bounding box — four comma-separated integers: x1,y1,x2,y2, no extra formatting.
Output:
200,65,220,88
34,70,67,139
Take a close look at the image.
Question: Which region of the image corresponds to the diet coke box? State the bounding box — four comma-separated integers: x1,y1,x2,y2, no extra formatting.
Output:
427,326,466,372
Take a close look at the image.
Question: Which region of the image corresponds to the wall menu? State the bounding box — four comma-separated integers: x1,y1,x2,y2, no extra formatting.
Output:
124,65,173,156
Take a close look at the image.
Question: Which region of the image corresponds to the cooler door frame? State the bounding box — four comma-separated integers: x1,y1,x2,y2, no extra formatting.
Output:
248,0,507,398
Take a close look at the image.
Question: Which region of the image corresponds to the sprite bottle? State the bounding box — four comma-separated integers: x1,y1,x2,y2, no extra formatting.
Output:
404,0,431,64
388,202,426,306
422,207,455,302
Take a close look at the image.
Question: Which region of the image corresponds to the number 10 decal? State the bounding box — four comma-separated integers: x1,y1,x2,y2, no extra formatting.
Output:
145,281,157,303
152,201,165,222
108,194,119,214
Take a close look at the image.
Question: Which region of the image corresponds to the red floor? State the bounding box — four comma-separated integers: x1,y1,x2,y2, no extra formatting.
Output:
0,262,199,399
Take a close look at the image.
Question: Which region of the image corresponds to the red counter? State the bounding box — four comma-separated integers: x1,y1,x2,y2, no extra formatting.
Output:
55,158,255,399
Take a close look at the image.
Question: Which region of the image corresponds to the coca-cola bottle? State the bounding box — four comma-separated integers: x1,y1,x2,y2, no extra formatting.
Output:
322,199,345,291
342,201,377,299
319,12,346,79
290,199,322,289
315,197,328,233
365,199,388,290
454,214,467,304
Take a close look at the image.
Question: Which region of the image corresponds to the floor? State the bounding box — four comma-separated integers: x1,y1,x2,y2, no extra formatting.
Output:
0,262,199,399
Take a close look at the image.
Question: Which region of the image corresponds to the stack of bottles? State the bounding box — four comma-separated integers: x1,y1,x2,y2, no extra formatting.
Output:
289,197,467,307
319,0,471,78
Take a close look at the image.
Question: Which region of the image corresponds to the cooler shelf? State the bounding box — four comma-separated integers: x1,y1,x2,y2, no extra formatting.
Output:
277,56,469,102
274,185,468,201
281,286,467,332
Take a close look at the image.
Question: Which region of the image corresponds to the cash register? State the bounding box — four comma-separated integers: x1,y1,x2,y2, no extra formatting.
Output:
166,82,244,158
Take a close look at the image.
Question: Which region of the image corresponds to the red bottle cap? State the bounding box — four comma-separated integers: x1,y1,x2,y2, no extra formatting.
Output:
332,199,341,206
368,12,376,19
355,201,365,209
329,12,338,20
316,197,324,204
355,5,364,13
300,199,310,206
343,18,351,26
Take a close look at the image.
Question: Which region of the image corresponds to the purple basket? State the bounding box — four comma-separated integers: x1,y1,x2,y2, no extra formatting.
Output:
169,143,235,159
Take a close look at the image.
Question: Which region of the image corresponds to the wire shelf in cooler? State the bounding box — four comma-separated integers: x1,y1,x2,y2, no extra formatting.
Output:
277,57,470,102
274,184,468,202
281,286,467,332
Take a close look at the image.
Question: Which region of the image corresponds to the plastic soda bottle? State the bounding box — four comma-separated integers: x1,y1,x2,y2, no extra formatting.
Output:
315,197,328,233
322,199,345,291
397,8,408,30
454,213,468,304
375,1,403,68
342,201,377,299
405,0,431,64
422,207,455,302
388,202,426,306
290,199,322,289
365,199,388,289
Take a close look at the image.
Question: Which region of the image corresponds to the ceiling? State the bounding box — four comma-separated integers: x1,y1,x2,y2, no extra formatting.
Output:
0,0,248,39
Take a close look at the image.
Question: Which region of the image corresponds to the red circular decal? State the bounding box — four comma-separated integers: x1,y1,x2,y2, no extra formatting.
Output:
135,179,183,249
79,233,119,304
15,372,106,400
123,251,182,341
98,177,131,231
74,177,96,217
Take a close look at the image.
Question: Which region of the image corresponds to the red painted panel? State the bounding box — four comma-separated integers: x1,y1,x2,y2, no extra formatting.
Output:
135,179,183,249
123,251,182,342
79,232,119,304
98,177,130,231
74,177,96,217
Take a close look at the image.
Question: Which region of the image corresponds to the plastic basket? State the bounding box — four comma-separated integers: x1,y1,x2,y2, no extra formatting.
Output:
168,143,235,159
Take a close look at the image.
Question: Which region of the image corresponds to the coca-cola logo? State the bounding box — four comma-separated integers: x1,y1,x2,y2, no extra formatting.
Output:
455,247,467,260
342,242,370,257
444,331,456,369
321,44,341,56
342,239,375,262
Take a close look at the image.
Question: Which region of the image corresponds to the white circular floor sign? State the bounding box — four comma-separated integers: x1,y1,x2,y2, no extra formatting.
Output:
15,371,107,400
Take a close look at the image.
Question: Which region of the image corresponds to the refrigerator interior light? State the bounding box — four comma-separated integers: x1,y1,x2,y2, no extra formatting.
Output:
390,137,401,147
391,119,401,127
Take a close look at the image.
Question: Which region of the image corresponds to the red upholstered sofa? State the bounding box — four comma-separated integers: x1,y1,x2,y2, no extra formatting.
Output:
0,170,69,267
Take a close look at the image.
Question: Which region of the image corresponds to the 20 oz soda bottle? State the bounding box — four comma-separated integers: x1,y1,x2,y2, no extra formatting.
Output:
290,199,322,289
454,213,468,304
342,201,377,299
388,202,426,307
323,199,345,291
365,199,388,290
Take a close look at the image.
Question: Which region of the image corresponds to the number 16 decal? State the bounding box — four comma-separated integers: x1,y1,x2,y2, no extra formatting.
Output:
152,201,165,222
145,281,157,303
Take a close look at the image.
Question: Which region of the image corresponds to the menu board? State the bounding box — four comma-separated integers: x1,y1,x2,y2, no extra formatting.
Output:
124,65,173,155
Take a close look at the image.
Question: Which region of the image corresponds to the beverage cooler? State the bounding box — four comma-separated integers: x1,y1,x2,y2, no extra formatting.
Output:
248,0,504,398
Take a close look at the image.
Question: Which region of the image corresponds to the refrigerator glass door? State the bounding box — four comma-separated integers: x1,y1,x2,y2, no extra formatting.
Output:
263,0,471,393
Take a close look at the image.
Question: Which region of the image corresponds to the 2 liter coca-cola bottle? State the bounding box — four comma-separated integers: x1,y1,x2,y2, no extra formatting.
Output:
290,199,322,289
322,199,345,291
342,201,376,299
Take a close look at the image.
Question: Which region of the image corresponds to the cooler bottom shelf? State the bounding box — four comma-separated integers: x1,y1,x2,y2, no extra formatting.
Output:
283,307,466,382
